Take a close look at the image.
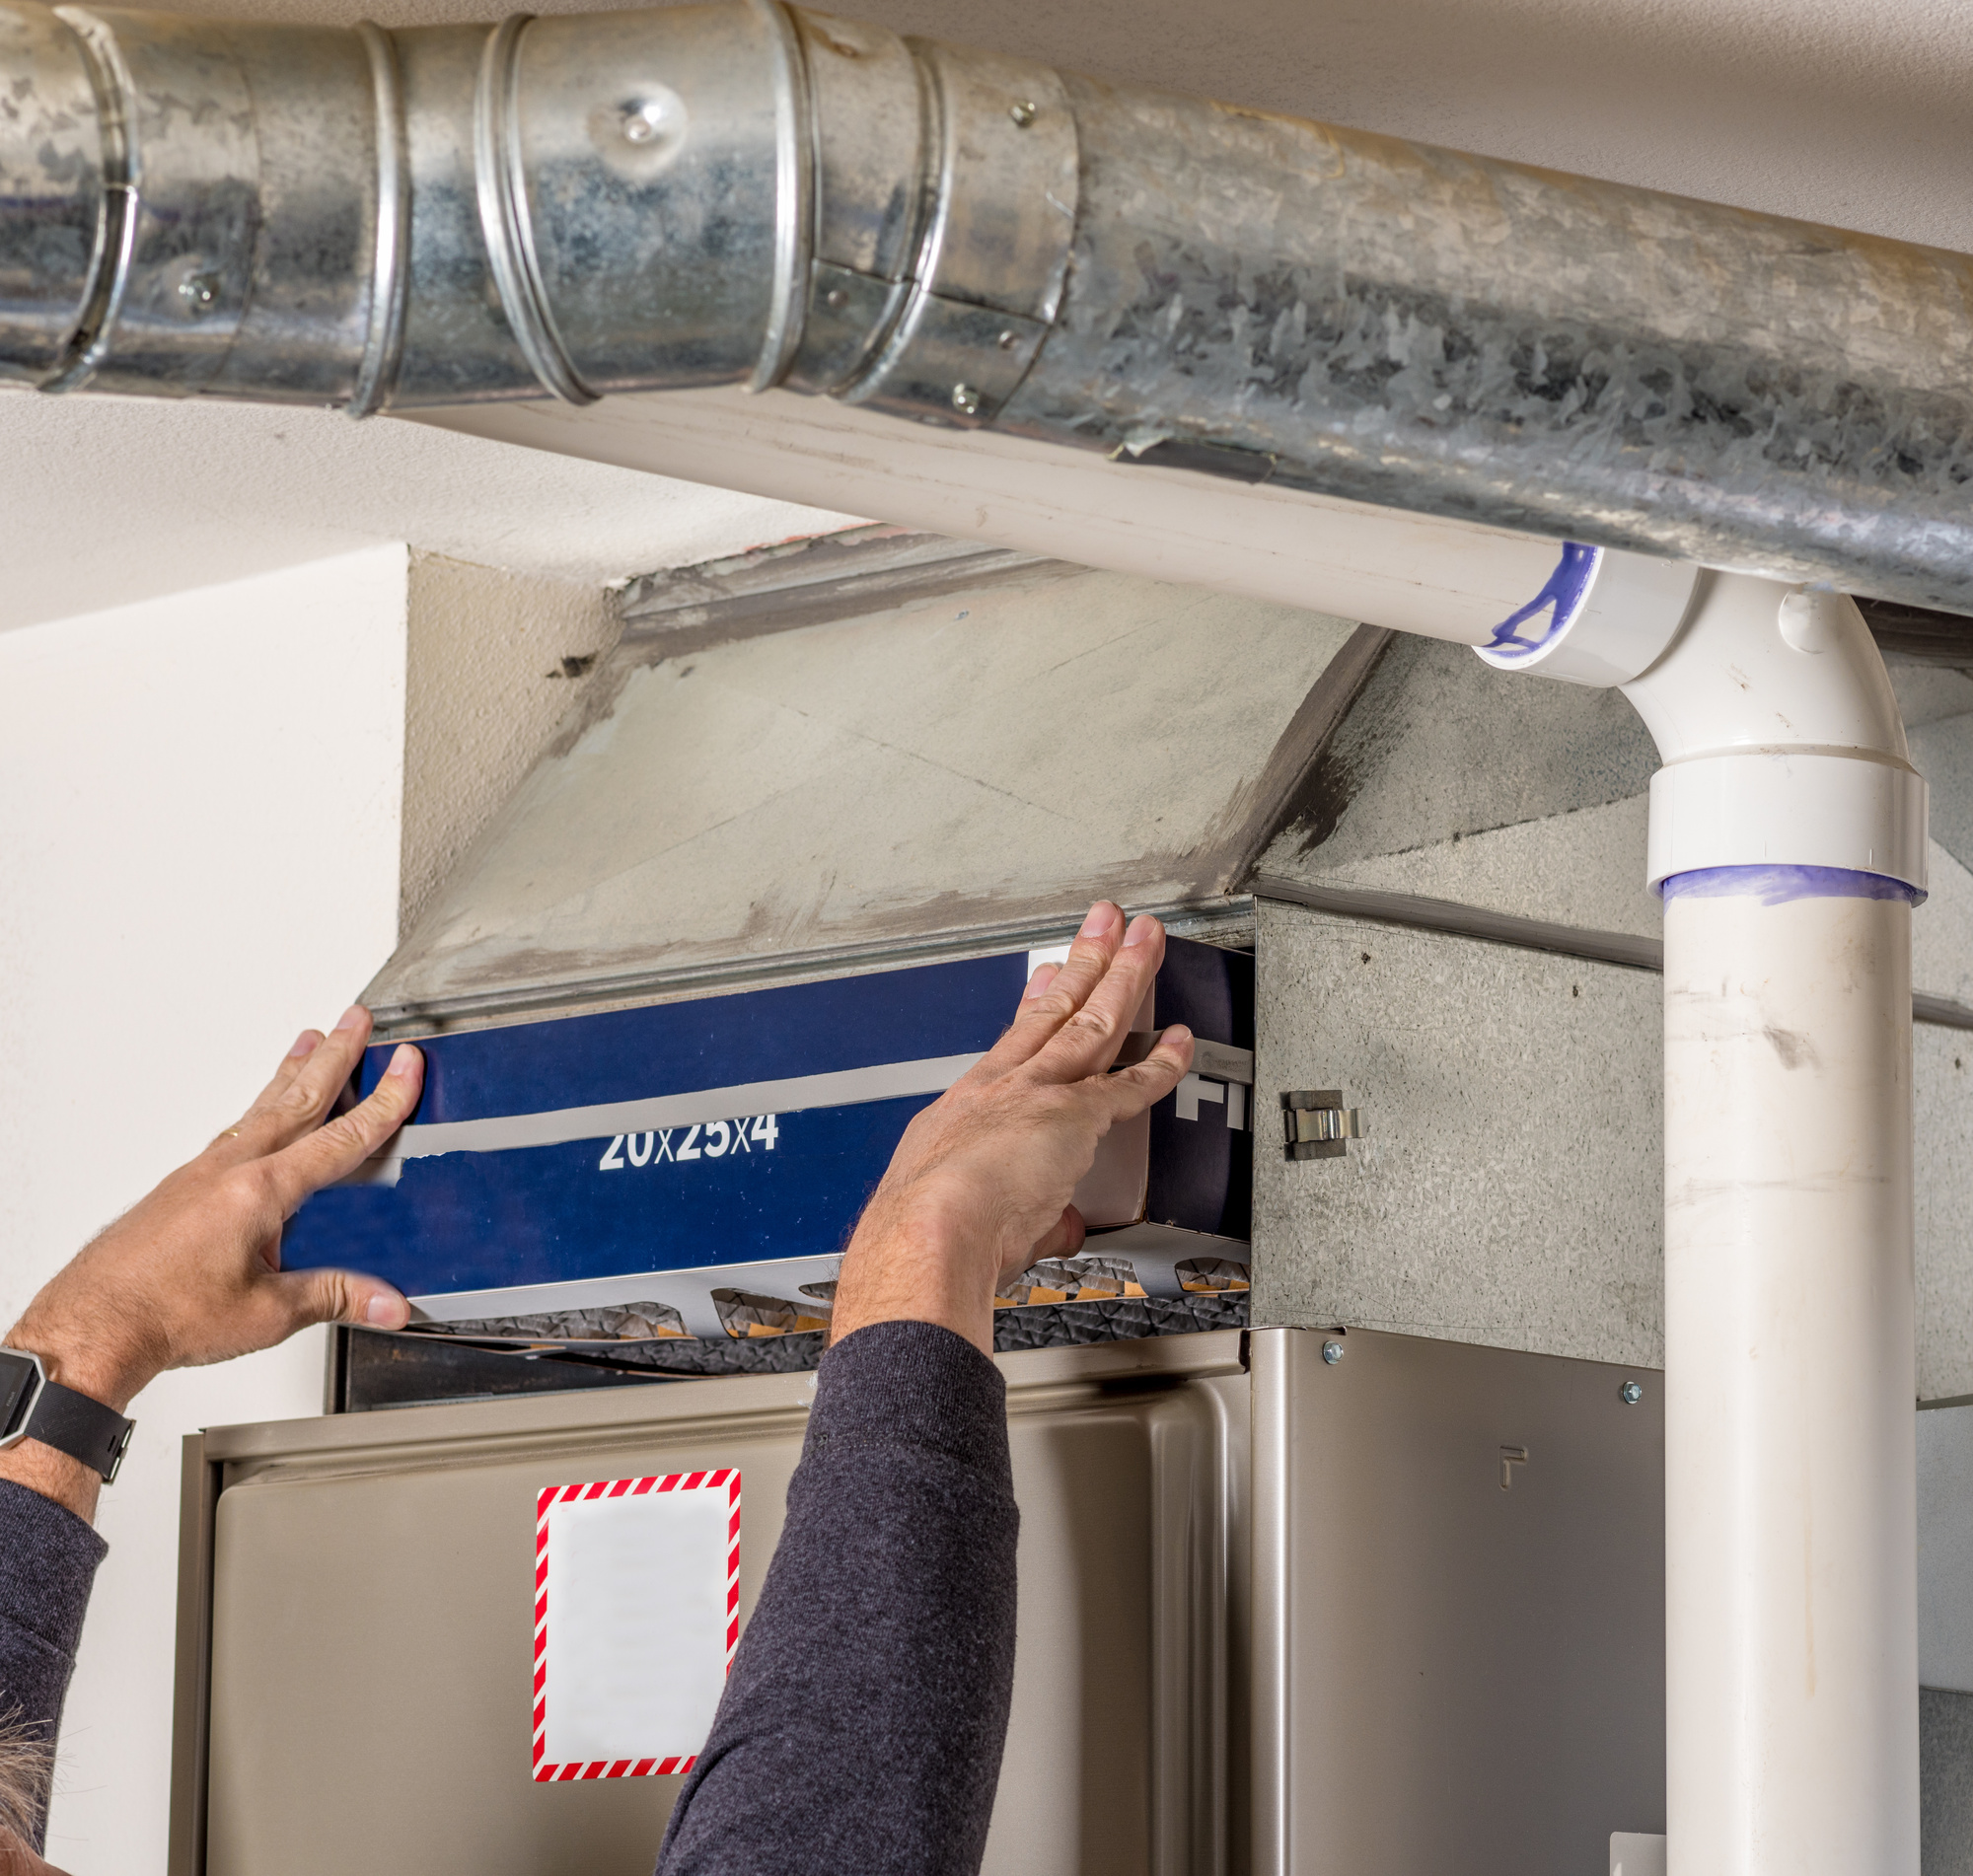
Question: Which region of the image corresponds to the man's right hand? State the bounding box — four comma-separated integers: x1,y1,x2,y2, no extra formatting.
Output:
829,902,1194,1354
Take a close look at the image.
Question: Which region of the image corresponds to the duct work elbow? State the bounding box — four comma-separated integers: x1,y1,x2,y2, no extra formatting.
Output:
0,0,1076,417
10,1,1973,613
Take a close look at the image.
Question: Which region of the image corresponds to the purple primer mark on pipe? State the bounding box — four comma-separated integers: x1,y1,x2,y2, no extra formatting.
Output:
1660,864,1925,906
1483,542,1602,660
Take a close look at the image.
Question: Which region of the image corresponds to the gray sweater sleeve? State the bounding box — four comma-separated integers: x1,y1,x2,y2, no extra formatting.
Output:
0,1479,107,1853
654,1319,1019,1876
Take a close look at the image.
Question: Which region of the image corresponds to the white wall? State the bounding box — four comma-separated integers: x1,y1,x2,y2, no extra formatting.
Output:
0,546,410,1874
399,552,621,936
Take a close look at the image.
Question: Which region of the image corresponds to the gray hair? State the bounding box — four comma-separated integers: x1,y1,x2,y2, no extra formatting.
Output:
0,1711,49,1852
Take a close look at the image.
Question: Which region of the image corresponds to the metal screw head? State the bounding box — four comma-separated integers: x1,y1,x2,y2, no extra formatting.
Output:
596,88,686,164
1621,1380,1644,1406
996,328,1019,351
825,287,849,310
619,94,684,149
177,271,220,314
950,383,983,416
1321,1338,1346,1365
1009,100,1038,127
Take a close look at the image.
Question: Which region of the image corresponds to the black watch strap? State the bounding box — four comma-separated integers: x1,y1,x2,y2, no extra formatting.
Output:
27,1381,134,1483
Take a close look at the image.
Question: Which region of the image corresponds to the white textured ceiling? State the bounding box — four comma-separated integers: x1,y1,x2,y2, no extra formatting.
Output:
0,389,858,630
8,0,1972,629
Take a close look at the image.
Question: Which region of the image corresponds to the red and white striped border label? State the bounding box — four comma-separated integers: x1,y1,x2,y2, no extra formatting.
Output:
532,1468,742,1782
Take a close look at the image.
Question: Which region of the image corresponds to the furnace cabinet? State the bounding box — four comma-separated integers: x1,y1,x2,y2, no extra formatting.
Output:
171,1327,1671,1876
169,896,1973,1872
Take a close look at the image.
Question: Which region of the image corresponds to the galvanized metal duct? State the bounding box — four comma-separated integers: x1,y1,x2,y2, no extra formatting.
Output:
6,0,1973,612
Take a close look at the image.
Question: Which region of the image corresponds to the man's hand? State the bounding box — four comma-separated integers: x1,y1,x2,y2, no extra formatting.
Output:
1,1007,422,1518
830,902,1194,1354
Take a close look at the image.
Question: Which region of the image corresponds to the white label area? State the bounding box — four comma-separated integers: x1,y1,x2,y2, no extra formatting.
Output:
542,1479,734,1772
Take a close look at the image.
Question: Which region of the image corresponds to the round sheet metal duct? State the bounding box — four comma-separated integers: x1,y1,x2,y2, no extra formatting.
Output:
4,0,1973,615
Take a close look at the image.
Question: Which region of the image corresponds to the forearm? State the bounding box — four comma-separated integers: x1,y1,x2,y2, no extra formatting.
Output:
0,1483,107,1854
654,1321,1019,1876
0,1449,95,1531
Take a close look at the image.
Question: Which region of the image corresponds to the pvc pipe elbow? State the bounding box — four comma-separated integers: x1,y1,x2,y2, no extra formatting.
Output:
1620,572,1927,896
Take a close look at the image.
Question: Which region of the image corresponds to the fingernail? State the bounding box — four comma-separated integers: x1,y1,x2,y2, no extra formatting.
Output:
332,1004,366,1033
364,1290,408,1328
288,1031,321,1058
385,1044,421,1079
1022,964,1057,1001
1123,914,1161,947
1163,1023,1193,1047
1078,902,1120,938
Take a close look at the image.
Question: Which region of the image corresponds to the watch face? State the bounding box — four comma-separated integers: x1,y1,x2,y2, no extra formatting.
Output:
0,1351,38,1440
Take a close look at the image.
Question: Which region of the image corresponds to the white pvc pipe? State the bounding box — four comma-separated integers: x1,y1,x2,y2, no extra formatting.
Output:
1661,877,1918,1875
1616,573,1928,1876
407,385,1693,670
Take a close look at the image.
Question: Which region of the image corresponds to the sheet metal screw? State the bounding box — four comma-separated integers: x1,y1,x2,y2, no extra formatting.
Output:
1321,1338,1345,1365
178,271,219,314
997,328,1019,350
621,99,674,145
1009,100,1038,127
951,383,983,416
825,287,849,309
1621,1380,1644,1405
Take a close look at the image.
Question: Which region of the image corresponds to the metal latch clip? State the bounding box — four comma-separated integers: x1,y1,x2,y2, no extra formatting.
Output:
1281,1090,1363,1161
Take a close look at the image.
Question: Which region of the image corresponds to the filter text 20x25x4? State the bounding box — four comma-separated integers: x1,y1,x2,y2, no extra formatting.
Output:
597,1117,781,1170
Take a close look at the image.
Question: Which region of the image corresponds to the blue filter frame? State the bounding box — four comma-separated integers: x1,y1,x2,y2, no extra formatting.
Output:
282,937,1254,1318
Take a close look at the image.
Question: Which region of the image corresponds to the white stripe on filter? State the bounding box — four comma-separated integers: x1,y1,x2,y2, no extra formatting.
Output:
360,1050,985,1170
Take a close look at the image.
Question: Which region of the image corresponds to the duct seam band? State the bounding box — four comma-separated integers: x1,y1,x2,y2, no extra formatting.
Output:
348,20,409,419
474,13,597,405
1645,750,1929,897
747,0,814,393
43,6,258,396
39,6,133,394
833,40,1077,425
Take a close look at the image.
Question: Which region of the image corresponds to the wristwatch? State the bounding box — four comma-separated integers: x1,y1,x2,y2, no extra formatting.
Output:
0,1348,135,1482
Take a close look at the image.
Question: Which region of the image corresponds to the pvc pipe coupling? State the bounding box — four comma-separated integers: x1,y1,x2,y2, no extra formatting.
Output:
1625,575,1927,896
